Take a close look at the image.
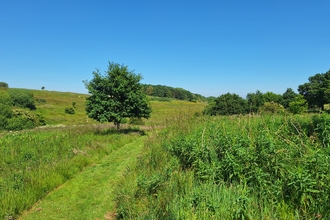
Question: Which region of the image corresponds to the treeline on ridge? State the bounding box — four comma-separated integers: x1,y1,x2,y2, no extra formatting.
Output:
142,84,207,102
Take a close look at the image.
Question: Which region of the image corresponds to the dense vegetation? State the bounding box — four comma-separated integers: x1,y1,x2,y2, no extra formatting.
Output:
0,87,45,131
204,70,330,116
142,84,207,102
116,113,330,219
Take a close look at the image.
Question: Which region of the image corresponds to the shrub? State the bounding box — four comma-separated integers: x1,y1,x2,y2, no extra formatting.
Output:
6,117,35,130
0,82,8,89
258,101,285,114
8,89,36,110
12,108,46,126
65,107,75,114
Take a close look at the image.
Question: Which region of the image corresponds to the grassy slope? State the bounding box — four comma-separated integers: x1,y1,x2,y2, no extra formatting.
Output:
30,89,207,126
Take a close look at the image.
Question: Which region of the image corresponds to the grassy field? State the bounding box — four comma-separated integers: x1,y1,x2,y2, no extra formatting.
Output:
0,89,206,219
3,89,330,219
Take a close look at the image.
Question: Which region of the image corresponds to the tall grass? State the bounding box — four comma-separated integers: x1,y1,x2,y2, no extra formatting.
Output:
116,113,330,219
0,125,143,219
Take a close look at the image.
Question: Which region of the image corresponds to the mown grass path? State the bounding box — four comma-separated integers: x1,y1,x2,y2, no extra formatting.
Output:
20,136,146,220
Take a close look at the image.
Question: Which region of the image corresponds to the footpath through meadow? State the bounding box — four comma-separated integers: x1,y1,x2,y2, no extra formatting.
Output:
19,136,146,220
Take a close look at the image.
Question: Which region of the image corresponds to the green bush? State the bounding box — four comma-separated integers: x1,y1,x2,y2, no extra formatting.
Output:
8,89,36,110
6,117,35,131
258,101,285,114
65,107,75,114
0,82,8,89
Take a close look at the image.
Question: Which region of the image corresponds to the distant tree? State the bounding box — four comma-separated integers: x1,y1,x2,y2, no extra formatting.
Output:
0,82,8,89
41,86,45,90
246,90,265,113
298,69,330,110
263,92,283,104
281,88,298,109
84,61,152,130
289,95,308,114
203,93,248,115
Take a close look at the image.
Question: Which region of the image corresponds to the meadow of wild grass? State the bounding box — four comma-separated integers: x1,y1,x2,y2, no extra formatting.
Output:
116,113,330,219
0,90,207,219
0,125,143,219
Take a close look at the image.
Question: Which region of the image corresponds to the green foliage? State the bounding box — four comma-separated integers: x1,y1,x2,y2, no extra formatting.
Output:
65,107,75,114
84,61,152,130
246,90,265,113
72,101,76,108
203,92,248,115
282,88,298,108
258,101,286,114
0,82,9,89
142,84,207,102
263,91,283,103
298,69,330,109
8,88,36,110
289,94,308,114
116,114,330,219
312,114,330,147
0,89,12,106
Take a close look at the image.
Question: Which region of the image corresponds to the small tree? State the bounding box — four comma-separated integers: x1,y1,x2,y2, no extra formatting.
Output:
0,82,8,89
41,86,45,90
84,61,152,130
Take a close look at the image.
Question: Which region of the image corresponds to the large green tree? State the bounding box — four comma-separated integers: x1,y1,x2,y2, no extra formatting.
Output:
298,69,330,110
84,61,152,130
203,93,248,115
246,90,265,113
281,88,297,109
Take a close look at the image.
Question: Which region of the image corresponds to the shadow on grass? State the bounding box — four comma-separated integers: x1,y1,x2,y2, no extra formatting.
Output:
94,126,146,136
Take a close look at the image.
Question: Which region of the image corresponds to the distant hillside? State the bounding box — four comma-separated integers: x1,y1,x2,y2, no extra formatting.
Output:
27,89,206,126
142,84,207,102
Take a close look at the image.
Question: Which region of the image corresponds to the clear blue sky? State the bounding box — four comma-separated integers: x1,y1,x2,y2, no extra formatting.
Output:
1,1,329,97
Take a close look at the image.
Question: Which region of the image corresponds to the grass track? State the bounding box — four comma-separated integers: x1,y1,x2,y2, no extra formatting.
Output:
20,136,146,220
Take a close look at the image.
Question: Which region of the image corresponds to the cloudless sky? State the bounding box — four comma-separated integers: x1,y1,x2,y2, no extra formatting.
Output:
1,0,329,97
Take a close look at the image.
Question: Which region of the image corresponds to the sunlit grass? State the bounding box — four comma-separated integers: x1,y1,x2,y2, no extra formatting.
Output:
0,125,143,219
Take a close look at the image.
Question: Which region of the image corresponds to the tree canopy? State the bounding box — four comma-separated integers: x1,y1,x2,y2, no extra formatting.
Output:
84,61,152,130
203,93,247,115
298,69,330,110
